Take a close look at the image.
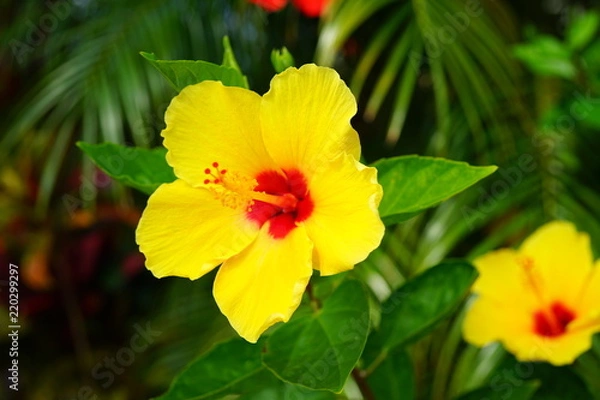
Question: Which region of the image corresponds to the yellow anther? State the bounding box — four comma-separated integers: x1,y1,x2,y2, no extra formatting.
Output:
203,163,257,211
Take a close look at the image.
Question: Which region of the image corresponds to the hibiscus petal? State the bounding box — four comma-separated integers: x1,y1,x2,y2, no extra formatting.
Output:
573,260,600,330
260,64,360,176
472,249,539,312
303,154,384,276
136,179,259,279
292,0,328,17
249,0,287,12
213,224,313,343
520,221,594,305
508,330,593,366
462,296,531,347
162,81,276,186
463,297,594,366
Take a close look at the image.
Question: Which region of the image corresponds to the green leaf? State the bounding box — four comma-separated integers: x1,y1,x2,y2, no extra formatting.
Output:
513,36,577,79
364,21,416,122
373,155,497,225
386,37,422,145
262,280,370,392
456,381,540,400
567,95,600,129
77,142,175,195
241,381,338,399
367,349,414,400
529,363,593,400
271,47,296,73
459,354,595,400
140,52,248,91
566,11,600,51
156,338,272,400
375,261,477,351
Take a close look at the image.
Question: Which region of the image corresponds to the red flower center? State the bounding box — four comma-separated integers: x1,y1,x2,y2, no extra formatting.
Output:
533,302,576,337
247,169,314,239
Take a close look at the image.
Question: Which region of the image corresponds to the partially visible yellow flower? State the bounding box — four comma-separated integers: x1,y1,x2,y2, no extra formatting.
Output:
136,64,384,343
463,221,600,365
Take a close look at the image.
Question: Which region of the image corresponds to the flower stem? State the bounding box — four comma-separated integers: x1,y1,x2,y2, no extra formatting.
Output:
363,349,388,377
305,282,320,312
352,368,376,400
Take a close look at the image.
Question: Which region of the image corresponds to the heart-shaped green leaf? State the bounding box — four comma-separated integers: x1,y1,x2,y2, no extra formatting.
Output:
367,349,414,400
141,52,248,91
156,338,272,400
375,261,477,352
77,142,175,194
262,280,370,392
374,156,497,225
240,381,337,400
456,381,540,400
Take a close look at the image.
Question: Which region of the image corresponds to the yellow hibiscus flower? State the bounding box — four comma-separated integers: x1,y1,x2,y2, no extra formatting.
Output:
463,221,600,365
136,64,385,343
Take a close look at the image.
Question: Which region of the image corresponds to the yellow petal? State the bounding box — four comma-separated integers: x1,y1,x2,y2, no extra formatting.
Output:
508,329,593,366
577,260,600,320
466,221,599,366
303,154,384,276
472,249,538,312
569,259,600,339
136,179,258,279
260,64,360,176
519,221,594,305
162,81,276,186
463,296,532,347
463,296,594,365
213,224,313,343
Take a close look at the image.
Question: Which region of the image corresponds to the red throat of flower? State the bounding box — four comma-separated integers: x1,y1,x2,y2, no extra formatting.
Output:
247,169,314,239
202,162,314,239
534,302,576,337
519,257,577,338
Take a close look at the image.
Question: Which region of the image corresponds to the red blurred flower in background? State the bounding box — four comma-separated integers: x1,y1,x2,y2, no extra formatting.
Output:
249,0,286,12
249,0,330,17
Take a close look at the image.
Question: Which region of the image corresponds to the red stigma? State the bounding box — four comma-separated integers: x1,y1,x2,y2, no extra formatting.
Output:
247,169,314,239
212,162,219,168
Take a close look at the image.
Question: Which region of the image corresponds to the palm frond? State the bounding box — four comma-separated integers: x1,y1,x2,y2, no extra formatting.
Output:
317,0,525,154
1,0,268,217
